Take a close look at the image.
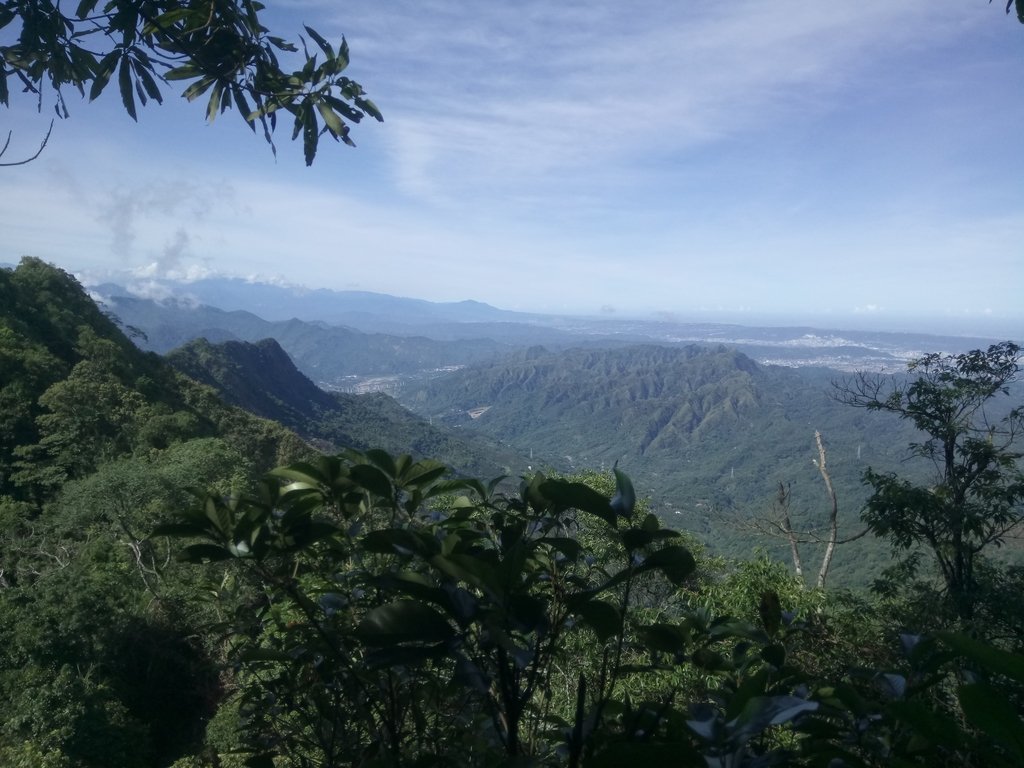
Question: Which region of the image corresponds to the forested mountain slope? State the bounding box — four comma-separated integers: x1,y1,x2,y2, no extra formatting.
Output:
0,259,308,501
0,258,316,766
167,337,527,478
400,344,921,584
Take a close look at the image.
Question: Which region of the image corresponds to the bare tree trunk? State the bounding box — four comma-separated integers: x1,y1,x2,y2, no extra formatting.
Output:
814,431,838,589
777,482,804,581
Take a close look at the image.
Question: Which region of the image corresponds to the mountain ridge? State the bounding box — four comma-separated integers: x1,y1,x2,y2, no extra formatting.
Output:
166,336,527,479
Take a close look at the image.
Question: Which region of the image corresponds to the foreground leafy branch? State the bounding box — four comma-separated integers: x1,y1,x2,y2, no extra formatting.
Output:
1,0,382,163
158,448,1024,766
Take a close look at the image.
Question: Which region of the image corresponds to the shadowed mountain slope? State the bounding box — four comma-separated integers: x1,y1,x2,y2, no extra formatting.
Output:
167,337,526,479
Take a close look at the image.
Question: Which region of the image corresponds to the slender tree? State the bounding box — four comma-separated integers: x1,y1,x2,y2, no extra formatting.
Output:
834,342,1024,622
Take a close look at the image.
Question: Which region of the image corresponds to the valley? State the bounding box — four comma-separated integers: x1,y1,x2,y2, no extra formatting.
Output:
95,275,1022,588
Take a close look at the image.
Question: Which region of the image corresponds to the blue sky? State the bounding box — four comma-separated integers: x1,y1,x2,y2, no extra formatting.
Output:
2,1,1022,336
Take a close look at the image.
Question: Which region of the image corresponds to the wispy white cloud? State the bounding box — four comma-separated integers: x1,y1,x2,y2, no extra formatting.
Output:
311,0,974,207
1,1,1020,333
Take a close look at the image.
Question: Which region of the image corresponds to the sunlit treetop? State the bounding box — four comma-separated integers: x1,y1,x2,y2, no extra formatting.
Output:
0,0,382,165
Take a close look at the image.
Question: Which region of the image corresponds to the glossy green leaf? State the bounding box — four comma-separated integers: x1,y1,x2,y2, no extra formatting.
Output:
356,600,455,646
364,448,398,478
728,695,819,745
206,82,223,122
401,460,448,488
271,461,331,486
362,528,437,558
182,76,217,103
164,63,201,81
539,536,583,561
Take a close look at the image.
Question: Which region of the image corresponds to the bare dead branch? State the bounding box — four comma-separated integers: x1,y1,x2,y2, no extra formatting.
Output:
0,119,55,166
814,431,838,589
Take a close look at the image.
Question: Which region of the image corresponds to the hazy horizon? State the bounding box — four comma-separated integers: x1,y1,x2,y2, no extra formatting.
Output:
63,264,1021,342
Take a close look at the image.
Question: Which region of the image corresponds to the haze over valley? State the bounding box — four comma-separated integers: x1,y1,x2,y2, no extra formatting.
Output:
91,272,1023,587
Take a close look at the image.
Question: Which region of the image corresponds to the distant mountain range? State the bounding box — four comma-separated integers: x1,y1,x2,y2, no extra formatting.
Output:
94,276,1014,378
100,294,515,388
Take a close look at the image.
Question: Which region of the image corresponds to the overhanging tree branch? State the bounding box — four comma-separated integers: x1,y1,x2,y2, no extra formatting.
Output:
0,119,53,166
1,1,382,165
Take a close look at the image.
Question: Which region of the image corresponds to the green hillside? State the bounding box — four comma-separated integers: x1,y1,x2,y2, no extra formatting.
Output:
167,336,528,478
399,343,922,585
0,259,315,766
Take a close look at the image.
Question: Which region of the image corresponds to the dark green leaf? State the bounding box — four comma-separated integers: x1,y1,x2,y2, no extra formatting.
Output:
364,448,398,478
636,623,689,654
118,56,137,120
611,464,636,517
206,82,223,122
539,536,583,561
75,0,100,17
133,60,162,103
89,51,118,101
538,479,615,526
182,76,216,102
363,528,437,558
350,464,393,498
958,684,1024,760
303,25,334,60
728,695,819,744
938,632,1024,684
177,543,232,563
271,462,330,486
759,591,782,637
164,64,201,81
302,98,317,165
640,545,696,585
575,599,622,642
401,460,448,488
356,600,455,646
